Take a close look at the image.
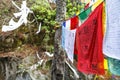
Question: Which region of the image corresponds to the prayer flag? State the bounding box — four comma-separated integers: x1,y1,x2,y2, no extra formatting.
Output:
103,0,120,60
2,1,32,32
71,16,79,30
75,5,92,55
104,59,108,70
61,16,79,62
108,57,120,76
76,2,104,75
64,28,76,62
92,0,103,11
78,6,92,22
102,2,106,35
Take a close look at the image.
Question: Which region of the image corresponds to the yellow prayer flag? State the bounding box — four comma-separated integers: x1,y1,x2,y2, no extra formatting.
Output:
76,11,80,16
102,2,106,35
104,58,108,70
92,0,103,11
91,0,106,35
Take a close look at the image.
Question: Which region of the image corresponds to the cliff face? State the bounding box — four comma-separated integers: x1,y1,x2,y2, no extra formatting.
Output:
0,0,97,80
0,0,52,80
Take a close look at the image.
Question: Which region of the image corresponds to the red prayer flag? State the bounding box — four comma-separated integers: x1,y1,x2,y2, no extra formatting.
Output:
84,3,90,10
70,16,79,30
70,16,79,54
76,2,104,75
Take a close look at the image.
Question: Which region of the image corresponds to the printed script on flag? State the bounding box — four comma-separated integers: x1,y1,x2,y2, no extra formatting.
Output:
103,0,120,60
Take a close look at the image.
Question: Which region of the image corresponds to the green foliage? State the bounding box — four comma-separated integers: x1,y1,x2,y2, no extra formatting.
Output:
0,0,86,52
66,0,85,18
30,0,56,52
28,0,86,52
0,8,9,18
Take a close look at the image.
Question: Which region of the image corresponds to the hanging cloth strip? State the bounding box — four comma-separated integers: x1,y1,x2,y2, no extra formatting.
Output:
104,58,108,70
75,1,108,70
64,28,76,63
61,20,70,49
2,1,33,32
62,16,79,48
78,0,104,22
75,0,106,61
62,0,105,63
71,16,79,30
74,0,104,54
76,2,105,75
102,1,106,36
84,3,90,10
78,6,92,22
107,57,120,76
103,0,120,60
74,7,92,54
61,16,79,63
91,0,104,11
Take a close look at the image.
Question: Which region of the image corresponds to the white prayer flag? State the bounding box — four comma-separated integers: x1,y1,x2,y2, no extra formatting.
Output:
103,0,120,60
62,21,76,62
2,1,33,32
64,28,76,63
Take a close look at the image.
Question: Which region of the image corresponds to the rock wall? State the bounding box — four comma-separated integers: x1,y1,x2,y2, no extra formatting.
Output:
0,57,17,80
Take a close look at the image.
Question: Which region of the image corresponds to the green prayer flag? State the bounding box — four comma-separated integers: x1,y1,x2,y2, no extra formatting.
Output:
108,57,120,76
78,6,92,22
